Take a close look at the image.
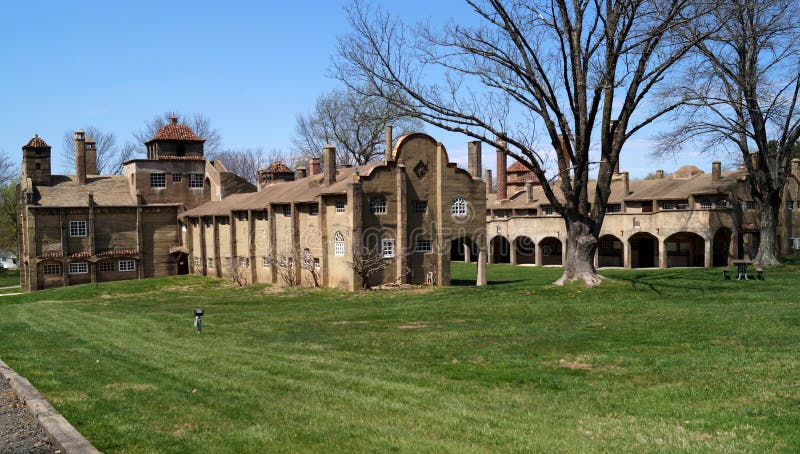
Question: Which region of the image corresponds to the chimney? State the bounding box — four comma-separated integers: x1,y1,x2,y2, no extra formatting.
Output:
309,157,321,176
296,166,307,179
557,135,571,179
85,136,98,175
468,141,482,178
484,169,493,195
74,129,86,184
620,171,630,196
792,158,800,177
712,161,721,181
750,152,760,170
656,169,664,179
495,135,507,200
525,182,534,203
385,125,393,162
323,144,336,186
170,115,178,125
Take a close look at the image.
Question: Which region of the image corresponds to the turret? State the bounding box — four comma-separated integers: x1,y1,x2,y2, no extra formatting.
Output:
21,135,52,186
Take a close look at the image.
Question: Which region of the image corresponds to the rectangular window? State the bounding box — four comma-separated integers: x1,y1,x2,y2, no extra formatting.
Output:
118,260,135,272
746,200,755,210
661,201,675,210
68,262,88,274
235,211,248,221
309,204,319,216
544,207,554,216
334,241,345,257
262,257,270,268
606,204,621,213
528,209,537,216
193,257,199,267
254,211,267,221
787,200,794,211
172,173,182,183
675,201,689,210
335,201,346,213
413,200,428,214
284,205,292,217
496,210,507,218
715,199,728,208
415,239,432,253
189,173,204,189
150,172,166,188
700,199,712,209
43,264,61,275
69,221,87,237
207,258,215,269
223,257,232,269
382,239,395,258
239,257,249,268
314,258,320,269
99,262,113,272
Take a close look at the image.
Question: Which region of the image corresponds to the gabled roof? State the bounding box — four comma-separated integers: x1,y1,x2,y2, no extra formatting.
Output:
263,161,293,173
24,135,50,149
508,161,530,173
33,175,137,207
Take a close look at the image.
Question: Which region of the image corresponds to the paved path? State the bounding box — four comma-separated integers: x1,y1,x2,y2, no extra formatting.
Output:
0,286,20,290
0,378,55,454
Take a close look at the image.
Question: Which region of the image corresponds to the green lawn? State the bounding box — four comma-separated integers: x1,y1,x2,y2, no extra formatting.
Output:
0,269,20,288
0,264,798,453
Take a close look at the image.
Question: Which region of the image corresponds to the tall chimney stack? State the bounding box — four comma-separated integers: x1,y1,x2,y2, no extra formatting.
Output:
656,169,664,179
484,169,493,195
712,161,721,181
495,135,507,200
323,144,336,186
468,141,482,178
792,158,800,177
74,129,86,184
308,157,321,176
525,182,534,203
296,166,307,179
85,136,98,175
385,125,393,162
620,171,630,196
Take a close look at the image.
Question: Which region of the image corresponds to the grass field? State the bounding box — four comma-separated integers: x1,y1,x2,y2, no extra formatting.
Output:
0,264,798,453
0,269,20,288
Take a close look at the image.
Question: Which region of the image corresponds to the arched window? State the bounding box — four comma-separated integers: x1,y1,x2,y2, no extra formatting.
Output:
451,197,468,218
370,196,387,214
333,232,345,256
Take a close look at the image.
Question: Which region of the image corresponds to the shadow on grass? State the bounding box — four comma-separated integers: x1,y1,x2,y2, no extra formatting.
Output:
450,279,526,287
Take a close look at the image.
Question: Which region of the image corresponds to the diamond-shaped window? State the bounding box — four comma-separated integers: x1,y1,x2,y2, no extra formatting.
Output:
413,161,428,179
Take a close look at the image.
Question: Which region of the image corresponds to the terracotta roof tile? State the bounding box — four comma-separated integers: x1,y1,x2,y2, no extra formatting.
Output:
148,117,203,143
96,249,139,257
24,135,50,148
264,161,293,173
156,155,206,161
508,161,530,172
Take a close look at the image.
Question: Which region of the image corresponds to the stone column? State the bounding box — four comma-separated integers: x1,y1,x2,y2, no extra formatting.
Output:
658,239,668,268
623,238,631,268
704,237,712,268
395,164,408,284
464,244,471,264
477,249,487,286
248,210,257,284
510,239,518,265
535,239,542,266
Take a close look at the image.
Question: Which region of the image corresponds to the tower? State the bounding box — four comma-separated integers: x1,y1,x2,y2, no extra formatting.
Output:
21,135,52,186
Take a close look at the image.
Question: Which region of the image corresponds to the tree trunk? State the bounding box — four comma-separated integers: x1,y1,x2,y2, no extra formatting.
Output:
754,200,781,266
555,219,603,287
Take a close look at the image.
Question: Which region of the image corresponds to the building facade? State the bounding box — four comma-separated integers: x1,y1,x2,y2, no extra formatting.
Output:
180,133,488,290
17,118,255,291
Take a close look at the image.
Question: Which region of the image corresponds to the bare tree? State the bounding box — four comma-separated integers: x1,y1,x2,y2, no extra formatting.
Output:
0,152,14,186
133,112,223,159
336,0,709,286
224,257,251,287
293,87,423,165
347,244,389,290
61,127,136,175
0,180,18,254
657,0,800,266
215,148,298,184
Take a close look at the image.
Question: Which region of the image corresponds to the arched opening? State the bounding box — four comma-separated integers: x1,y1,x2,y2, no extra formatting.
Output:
176,253,189,275
490,236,511,264
629,232,659,268
665,232,705,267
598,234,623,267
450,237,478,262
514,236,536,265
539,237,563,266
712,228,732,267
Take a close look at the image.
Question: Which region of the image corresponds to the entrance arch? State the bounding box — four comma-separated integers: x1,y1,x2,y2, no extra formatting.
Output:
490,236,511,264
539,237,563,266
665,232,705,267
451,237,479,262
629,232,659,268
597,234,623,267
514,236,536,265
712,228,732,267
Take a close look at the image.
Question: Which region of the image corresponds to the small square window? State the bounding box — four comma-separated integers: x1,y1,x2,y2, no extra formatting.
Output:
172,173,183,183
236,211,248,221
99,262,114,272
310,204,319,216
150,173,166,188
207,258,215,269
413,200,428,214
68,262,88,274
189,173,204,189
69,221,87,237
284,205,292,217
662,201,675,210
787,200,794,211
544,207,554,216
382,239,395,258
193,257,199,267
43,263,61,275
415,239,432,253
262,257,270,268
335,201,346,213
239,257,249,268
746,201,755,210
607,204,621,213
700,200,712,209
254,211,267,221
370,196,387,214
314,258,320,269
118,260,135,272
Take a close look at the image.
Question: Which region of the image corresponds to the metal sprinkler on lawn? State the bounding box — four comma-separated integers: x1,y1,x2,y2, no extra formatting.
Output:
194,309,203,334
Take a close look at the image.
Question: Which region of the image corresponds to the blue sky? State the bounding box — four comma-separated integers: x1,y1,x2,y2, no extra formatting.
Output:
1,0,712,178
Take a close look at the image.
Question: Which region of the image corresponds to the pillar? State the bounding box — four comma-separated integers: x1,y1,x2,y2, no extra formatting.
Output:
464,244,471,264
510,239,518,265
535,239,542,266
658,239,667,268
704,238,712,268
477,249,487,286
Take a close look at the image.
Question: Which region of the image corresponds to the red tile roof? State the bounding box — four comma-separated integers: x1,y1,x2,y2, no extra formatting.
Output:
97,249,139,257
263,161,293,173
157,155,206,161
508,161,530,173
24,135,50,148
148,117,203,143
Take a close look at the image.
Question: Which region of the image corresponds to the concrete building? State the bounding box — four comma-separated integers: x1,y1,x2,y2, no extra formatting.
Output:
485,148,800,269
180,132,488,290
17,118,255,291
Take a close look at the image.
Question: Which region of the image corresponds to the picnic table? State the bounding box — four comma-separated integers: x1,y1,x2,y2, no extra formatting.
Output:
732,260,751,280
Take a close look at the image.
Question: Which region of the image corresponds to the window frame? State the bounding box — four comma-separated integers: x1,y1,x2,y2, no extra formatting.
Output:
99,261,114,272
382,238,395,258
450,197,468,218
333,232,345,257
335,201,346,213
413,200,428,214
68,262,88,274
415,239,432,253
118,260,135,272
150,172,166,189
43,263,61,275
172,172,183,183
370,196,387,215
69,220,87,238
188,173,204,189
